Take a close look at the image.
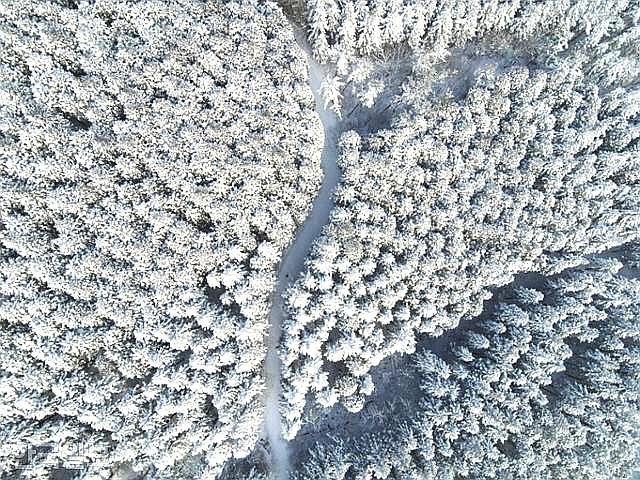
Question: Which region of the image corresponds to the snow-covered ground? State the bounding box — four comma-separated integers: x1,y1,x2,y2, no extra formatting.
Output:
263,44,340,480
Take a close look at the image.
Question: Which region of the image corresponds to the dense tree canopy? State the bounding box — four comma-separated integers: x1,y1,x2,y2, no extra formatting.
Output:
293,252,640,479
279,49,640,438
1,0,638,478
0,0,321,477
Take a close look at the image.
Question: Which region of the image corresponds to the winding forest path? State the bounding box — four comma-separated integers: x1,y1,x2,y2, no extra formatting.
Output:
263,50,340,479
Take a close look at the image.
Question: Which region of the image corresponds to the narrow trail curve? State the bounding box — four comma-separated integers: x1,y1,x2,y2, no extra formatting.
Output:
263,43,341,479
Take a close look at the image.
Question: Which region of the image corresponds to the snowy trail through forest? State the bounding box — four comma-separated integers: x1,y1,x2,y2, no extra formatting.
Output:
263,50,340,479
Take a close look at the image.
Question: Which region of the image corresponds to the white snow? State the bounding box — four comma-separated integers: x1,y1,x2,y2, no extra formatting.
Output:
263,42,340,479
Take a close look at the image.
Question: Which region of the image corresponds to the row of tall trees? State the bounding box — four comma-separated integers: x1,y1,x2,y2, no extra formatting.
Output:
0,0,322,478
278,8,640,437
293,251,640,479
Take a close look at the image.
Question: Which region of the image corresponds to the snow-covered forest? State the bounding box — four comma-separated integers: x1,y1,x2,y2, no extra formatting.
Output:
0,0,639,479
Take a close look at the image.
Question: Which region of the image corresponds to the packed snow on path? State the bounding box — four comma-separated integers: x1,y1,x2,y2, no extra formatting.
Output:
263,53,340,480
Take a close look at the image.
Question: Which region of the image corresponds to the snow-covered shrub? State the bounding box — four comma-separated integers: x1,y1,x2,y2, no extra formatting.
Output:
0,0,322,477
293,252,640,479
279,36,640,436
